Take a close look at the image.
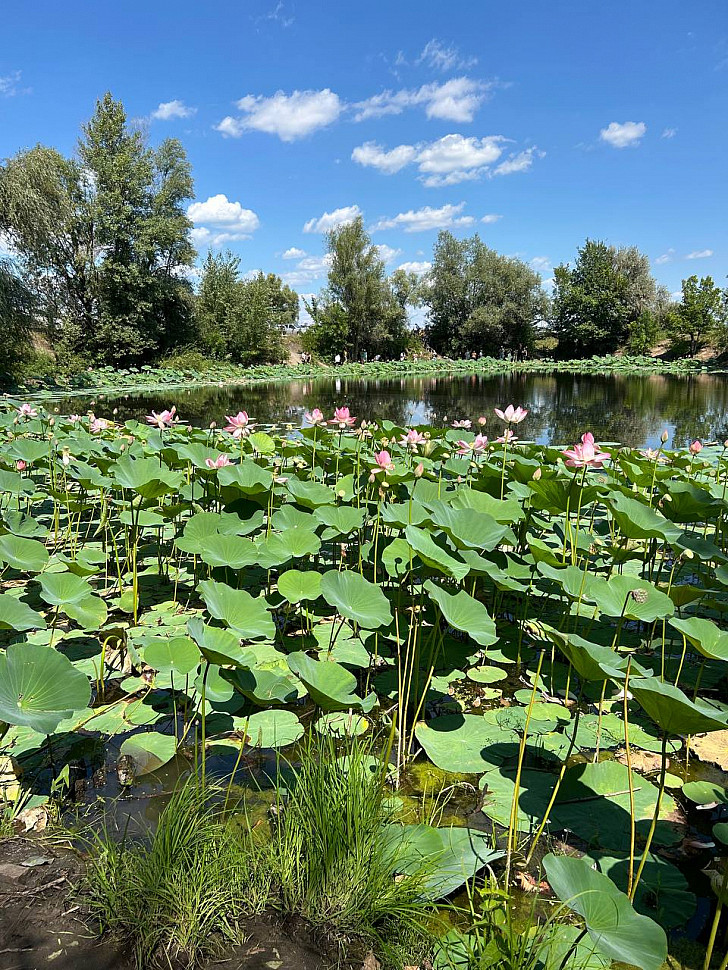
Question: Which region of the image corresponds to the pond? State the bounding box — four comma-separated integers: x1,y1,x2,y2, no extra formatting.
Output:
52,370,728,448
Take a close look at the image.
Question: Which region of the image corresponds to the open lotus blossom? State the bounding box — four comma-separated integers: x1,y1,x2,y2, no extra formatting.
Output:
457,433,489,456
15,460,27,471
371,449,395,474
494,405,528,425
689,440,703,455
496,429,518,445
640,448,667,463
17,404,37,418
330,406,356,428
562,431,611,469
146,406,177,429
304,408,326,426
399,428,426,449
224,411,252,438
89,416,110,433
451,419,471,429
205,454,232,469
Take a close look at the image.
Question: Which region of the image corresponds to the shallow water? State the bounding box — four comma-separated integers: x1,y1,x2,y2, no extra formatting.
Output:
50,370,728,449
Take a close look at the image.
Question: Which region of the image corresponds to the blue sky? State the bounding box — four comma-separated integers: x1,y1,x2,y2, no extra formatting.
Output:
1,0,726,305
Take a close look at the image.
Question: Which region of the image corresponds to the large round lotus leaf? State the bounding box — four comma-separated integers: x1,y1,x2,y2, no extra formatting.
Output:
241,709,303,748
196,534,259,569
278,569,322,603
382,538,412,579
38,571,92,605
111,455,183,498
260,529,321,562
538,562,592,600
198,580,275,640
315,711,369,737
320,570,392,629
0,643,90,734
64,596,108,630
0,594,46,632
466,665,506,684
228,665,301,706
314,505,365,535
286,478,334,509
607,491,681,543
713,821,728,846
591,852,696,929
187,617,251,667
427,503,509,552
587,575,674,623
424,580,497,647
383,823,503,900
195,663,236,703
287,650,375,712
218,458,272,494
0,534,49,572
669,616,728,661
544,854,667,970
414,714,503,773
270,505,316,532
4,511,47,539
629,677,728,735
144,636,200,675
682,780,728,805
381,502,429,529
544,627,642,682
451,488,523,524
119,732,178,776
404,525,470,581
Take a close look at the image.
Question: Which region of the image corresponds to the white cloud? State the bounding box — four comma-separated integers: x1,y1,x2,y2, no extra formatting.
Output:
371,202,476,234
282,254,332,287
216,88,342,141
670,290,682,301
187,194,260,235
599,121,647,148
493,147,543,175
481,214,502,224
654,249,675,265
353,77,493,123
303,205,362,234
352,134,523,187
151,99,196,121
685,249,714,259
397,260,432,275
191,227,253,248
0,231,16,257
416,39,477,72
0,70,30,97
376,243,402,264
282,247,307,259
242,268,263,280
529,256,552,273
661,127,678,139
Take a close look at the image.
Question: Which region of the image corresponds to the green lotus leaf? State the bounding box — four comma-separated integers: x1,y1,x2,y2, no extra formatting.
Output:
682,780,728,806
111,455,183,498
414,714,503,773
382,537,412,579
590,851,696,929
286,478,335,509
187,616,251,667
466,665,506,684
313,505,365,534
144,636,200,675
713,821,728,846
669,616,728,662
217,458,273,493
629,677,728,735
38,572,107,630
314,711,369,737
608,491,681,543
0,534,49,572
320,570,392,629
196,533,259,569
119,732,178,776
586,575,674,623
427,503,509,552
198,579,275,640
241,709,303,748
278,569,322,603
228,664,302,705
0,642,90,734
0,593,46,632
544,854,667,970
287,650,375,712
424,580,497,647
259,528,321,562
404,525,470,581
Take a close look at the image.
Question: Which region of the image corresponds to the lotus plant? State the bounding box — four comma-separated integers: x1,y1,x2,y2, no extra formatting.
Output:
146,406,178,429
330,407,356,428
304,408,326,427
399,428,426,450
205,454,232,469
494,404,528,425
562,431,611,469
224,411,252,438
17,403,38,418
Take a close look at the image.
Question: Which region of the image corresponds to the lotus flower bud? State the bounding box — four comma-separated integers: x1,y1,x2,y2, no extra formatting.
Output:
414,463,424,478
690,440,703,455
478,416,487,426
113,408,118,415
681,548,695,560
661,429,669,444
532,467,542,481
209,421,216,429
631,588,648,604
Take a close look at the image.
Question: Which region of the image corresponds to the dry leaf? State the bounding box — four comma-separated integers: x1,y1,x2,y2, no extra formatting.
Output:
690,730,728,770
514,871,550,893
362,952,381,970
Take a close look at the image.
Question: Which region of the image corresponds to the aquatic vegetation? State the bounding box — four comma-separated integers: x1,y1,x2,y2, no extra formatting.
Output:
0,398,727,967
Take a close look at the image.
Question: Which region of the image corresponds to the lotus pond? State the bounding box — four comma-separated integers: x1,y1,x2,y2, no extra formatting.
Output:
1,398,727,970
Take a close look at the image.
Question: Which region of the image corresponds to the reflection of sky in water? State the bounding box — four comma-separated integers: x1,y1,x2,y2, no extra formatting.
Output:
49,371,728,450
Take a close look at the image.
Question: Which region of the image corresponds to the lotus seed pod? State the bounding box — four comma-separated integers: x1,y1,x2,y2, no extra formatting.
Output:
631,588,648,604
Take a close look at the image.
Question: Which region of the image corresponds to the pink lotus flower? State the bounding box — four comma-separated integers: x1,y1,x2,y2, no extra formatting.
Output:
146,406,177,429
68,414,82,423
372,450,395,474
477,416,487,427
224,411,252,438
330,407,356,428
689,440,703,455
452,419,472,429
562,432,611,469
89,416,110,433
496,429,518,445
305,408,326,426
456,433,489,456
15,460,26,471
205,454,232,469
399,428,426,449
640,448,667,463
17,404,37,418
494,405,528,425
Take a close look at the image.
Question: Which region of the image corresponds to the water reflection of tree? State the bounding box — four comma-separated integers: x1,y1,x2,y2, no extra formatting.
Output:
52,371,728,449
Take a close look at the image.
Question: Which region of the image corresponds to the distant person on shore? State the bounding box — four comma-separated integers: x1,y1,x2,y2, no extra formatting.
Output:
334,353,341,365
361,349,368,363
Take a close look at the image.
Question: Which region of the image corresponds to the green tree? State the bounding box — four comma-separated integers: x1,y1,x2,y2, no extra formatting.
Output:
304,217,409,360
552,240,666,358
0,93,196,365
425,231,547,358
666,275,727,356
0,259,36,376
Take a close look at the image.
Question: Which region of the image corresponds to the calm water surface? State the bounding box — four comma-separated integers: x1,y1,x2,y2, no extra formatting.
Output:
55,371,728,449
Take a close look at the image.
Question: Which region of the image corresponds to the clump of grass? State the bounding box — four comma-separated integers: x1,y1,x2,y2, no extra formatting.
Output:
84,778,270,969
272,735,437,959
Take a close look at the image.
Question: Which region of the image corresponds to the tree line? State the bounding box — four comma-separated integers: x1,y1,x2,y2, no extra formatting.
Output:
1,93,726,382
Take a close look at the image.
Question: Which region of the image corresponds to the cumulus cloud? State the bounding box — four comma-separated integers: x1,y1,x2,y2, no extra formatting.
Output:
416,39,478,72
282,253,333,286
654,249,675,265
397,260,432,275
353,77,494,123
187,194,260,247
371,202,476,234
685,249,713,259
481,214,502,224
376,243,402,264
303,205,362,234
352,135,535,187
282,247,307,259
216,88,342,141
151,99,196,121
599,121,647,148
529,256,552,273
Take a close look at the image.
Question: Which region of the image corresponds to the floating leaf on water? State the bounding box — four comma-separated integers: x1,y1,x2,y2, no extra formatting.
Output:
119,732,177,776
